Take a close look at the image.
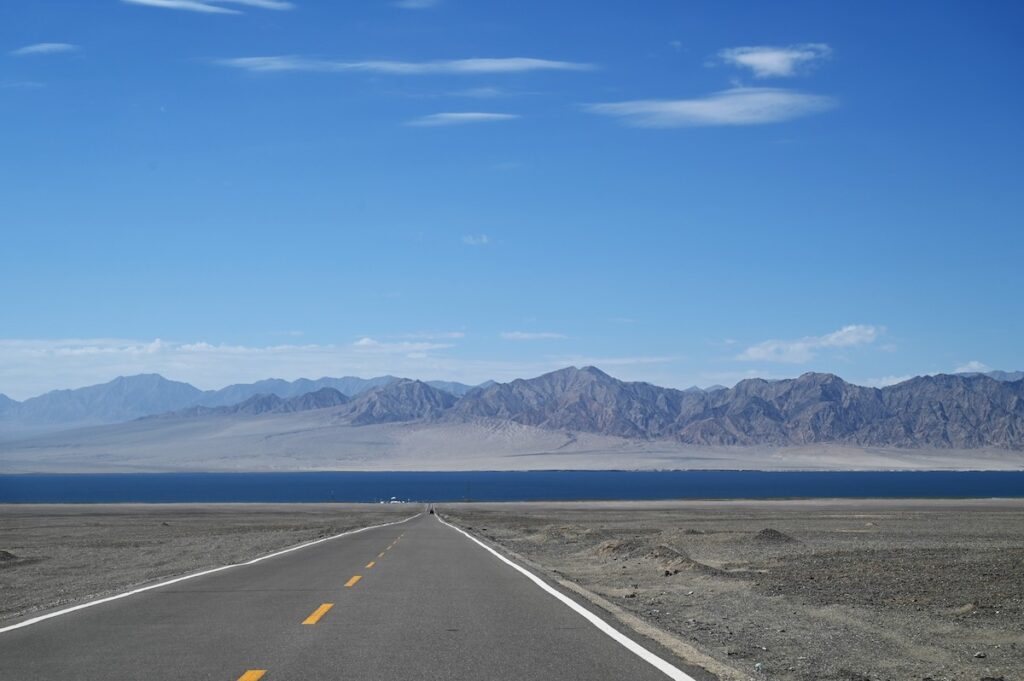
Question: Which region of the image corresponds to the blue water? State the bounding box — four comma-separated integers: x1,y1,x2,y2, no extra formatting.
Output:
0,471,1022,503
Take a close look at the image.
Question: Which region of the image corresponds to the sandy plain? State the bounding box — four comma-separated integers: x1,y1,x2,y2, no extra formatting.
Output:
3,414,1023,472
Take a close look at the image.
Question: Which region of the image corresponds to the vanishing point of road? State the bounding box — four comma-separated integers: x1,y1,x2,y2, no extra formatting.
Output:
0,511,712,680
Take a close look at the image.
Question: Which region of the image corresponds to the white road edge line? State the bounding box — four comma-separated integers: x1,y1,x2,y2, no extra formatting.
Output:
437,514,699,681
0,512,420,635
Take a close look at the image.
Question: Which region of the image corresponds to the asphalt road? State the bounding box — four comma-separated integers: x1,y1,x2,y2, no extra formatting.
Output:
0,512,708,681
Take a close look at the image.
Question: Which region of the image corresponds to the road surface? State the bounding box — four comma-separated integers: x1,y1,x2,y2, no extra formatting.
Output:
0,511,710,680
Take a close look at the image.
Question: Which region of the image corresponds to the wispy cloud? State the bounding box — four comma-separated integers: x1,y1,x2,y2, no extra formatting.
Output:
408,112,519,127
217,56,593,75
462,234,490,246
10,43,77,57
955,360,991,374
351,337,454,353
588,87,836,127
122,0,293,14
0,338,462,398
717,43,832,78
858,375,915,388
736,324,881,364
394,0,439,8
0,338,693,399
501,331,567,341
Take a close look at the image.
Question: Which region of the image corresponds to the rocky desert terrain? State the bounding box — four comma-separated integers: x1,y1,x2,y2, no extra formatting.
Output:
442,500,1024,681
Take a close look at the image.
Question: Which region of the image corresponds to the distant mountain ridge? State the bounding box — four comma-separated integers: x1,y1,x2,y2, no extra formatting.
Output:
960,370,1024,383
157,387,351,419
0,373,483,436
2,368,1023,449
195,376,400,407
339,379,458,425
3,374,204,430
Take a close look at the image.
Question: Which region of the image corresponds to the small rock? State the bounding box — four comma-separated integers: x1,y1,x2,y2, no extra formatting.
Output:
974,651,987,658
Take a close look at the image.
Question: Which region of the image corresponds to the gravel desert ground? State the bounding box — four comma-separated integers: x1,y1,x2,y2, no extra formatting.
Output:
441,500,1024,681
0,504,413,623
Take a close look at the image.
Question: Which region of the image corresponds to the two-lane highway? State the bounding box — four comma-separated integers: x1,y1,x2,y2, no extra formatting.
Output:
0,512,708,680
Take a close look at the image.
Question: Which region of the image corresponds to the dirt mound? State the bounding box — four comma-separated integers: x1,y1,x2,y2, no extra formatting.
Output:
595,540,721,575
0,551,17,562
754,528,798,544
596,538,648,558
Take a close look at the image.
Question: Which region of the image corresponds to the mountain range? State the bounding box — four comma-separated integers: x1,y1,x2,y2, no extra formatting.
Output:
0,374,479,436
2,368,1023,449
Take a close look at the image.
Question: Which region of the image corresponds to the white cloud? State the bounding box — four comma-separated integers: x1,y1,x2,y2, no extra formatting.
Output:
588,88,835,127
0,338,460,399
736,324,881,364
122,0,293,14
501,332,567,341
351,337,453,353
10,43,77,56
408,112,519,127
462,234,490,246
0,337,690,400
717,44,832,78
217,56,593,75
858,375,915,388
955,360,991,374
394,0,439,7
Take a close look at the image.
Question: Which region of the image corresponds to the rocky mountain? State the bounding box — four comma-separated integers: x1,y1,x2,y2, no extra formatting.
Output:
196,376,479,407
423,380,480,397
965,370,1024,383
338,380,457,425
4,368,1023,449
450,367,1024,449
1,375,204,431
0,374,484,436
196,376,399,407
158,387,350,419
450,366,687,438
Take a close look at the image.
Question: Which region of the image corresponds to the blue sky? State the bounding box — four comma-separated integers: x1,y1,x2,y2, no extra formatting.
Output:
1,0,1022,398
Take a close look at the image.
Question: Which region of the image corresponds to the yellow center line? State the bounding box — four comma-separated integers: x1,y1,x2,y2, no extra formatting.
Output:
365,561,376,569
301,603,333,625
378,552,385,558
238,670,267,681
345,575,362,587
